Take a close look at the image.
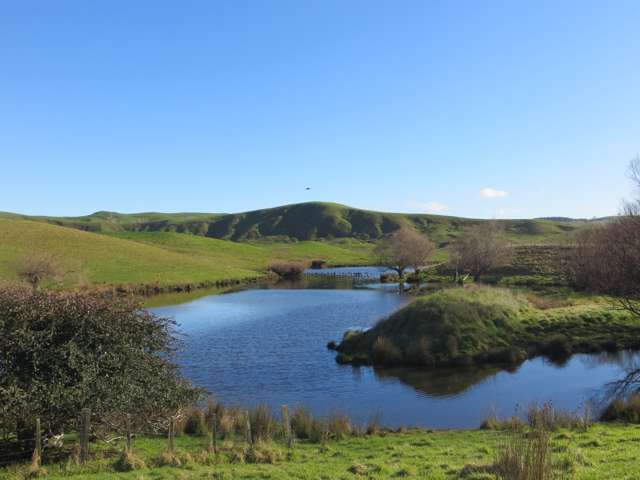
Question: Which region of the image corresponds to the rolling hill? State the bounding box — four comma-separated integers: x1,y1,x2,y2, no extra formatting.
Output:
0,203,599,290
0,202,593,244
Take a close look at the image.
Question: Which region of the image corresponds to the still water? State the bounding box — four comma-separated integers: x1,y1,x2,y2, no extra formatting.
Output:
151,277,637,428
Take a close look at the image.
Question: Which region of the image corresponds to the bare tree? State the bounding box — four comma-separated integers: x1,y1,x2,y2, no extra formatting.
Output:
565,157,640,395
450,221,512,282
565,158,640,317
12,252,67,290
374,226,435,278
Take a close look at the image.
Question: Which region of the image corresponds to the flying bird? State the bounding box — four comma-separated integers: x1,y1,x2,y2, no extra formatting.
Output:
305,187,311,190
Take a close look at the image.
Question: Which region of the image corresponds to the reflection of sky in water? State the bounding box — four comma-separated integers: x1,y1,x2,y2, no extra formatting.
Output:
152,283,639,428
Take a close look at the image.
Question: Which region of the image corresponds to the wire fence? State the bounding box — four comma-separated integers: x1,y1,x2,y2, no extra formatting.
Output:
0,405,297,468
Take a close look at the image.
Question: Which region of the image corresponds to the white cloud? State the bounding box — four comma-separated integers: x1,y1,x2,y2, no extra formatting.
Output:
408,201,449,213
480,187,508,198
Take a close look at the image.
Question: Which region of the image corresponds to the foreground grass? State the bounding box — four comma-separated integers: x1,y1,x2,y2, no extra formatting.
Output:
3,424,639,479
0,220,374,288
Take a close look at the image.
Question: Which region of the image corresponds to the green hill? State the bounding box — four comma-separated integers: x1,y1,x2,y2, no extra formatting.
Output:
0,219,374,288
0,202,592,244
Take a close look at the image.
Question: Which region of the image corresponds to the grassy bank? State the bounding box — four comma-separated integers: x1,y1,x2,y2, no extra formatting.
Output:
2,423,639,479
335,286,640,367
0,219,375,290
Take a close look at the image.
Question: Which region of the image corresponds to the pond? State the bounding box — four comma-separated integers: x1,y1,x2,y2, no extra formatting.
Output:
151,271,638,428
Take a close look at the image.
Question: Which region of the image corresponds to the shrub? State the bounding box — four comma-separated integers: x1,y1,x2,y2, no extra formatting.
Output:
0,285,201,434
310,259,327,269
267,260,309,279
601,394,640,423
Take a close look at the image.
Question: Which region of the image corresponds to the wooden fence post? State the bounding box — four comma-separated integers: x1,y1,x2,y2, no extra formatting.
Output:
281,405,293,449
208,413,217,454
168,417,175,454
31,417,42,468
79,408,91,464
245,412,253,446
125,414,132,454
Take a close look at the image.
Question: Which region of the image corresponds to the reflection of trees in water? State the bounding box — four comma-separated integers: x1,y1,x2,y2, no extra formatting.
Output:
602,352,640,400
273,277,357,290
578,350,640,370
371,364,510,398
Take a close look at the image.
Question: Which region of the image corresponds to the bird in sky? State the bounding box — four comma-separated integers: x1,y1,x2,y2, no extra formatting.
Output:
305,187,311,190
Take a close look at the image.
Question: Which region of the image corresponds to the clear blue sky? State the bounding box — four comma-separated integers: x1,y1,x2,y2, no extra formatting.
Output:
2,1,639,219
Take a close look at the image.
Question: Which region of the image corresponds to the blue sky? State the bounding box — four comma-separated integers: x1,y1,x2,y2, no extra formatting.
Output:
1,1,639,219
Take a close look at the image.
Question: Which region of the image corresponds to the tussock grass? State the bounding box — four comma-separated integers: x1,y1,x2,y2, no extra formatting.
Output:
601,394,640,423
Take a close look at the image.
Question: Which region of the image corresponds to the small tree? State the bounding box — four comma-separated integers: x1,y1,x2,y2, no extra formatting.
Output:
374,226,435,278
451,222,512,282
12,252,67,289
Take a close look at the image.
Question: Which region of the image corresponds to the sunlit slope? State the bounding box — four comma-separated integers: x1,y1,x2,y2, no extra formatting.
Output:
0,219,260,285
0,220,375,286
108,231,375,267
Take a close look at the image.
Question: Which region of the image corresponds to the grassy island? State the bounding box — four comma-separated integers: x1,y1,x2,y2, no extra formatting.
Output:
334,286,640,367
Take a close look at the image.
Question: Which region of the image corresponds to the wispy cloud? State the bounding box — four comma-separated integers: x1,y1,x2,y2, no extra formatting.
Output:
480,187,508,198
408,201,449,213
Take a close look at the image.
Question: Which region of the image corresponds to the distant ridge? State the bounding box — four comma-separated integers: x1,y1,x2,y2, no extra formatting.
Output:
0,202,594,243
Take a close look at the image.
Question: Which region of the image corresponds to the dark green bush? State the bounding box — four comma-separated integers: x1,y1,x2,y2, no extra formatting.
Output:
0,284,201,433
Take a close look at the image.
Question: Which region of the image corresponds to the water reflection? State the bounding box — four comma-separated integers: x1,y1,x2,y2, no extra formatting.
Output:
372,365,504,398
149,271,640,428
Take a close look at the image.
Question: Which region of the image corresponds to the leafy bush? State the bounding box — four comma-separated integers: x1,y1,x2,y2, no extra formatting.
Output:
0,284,201,434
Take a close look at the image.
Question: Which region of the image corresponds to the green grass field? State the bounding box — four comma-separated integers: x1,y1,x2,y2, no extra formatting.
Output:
2,424,639,479
0,219,375,288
